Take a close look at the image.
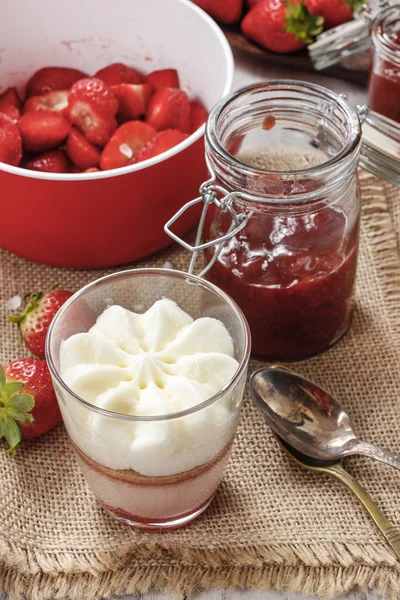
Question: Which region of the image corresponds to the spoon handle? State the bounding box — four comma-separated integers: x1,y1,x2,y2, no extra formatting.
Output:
353,441,400,471
327,463,400,560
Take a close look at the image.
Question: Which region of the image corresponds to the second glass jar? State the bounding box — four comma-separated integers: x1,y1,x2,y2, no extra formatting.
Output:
368,4,400,124
201,81,361,361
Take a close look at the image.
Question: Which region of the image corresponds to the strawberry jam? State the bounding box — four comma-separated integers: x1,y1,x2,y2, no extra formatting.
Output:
368,10,400,123
206,199,359,361
180,81,362,360
368,70,400,123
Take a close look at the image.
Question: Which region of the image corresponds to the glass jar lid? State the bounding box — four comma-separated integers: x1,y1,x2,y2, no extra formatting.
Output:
360,108,400,186
308,1,391,70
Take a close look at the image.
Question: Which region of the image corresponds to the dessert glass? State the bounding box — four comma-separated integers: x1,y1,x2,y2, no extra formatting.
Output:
46,268,250,530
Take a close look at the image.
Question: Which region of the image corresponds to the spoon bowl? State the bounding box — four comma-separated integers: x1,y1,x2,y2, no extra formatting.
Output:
250,366,400,470
250,366,357,460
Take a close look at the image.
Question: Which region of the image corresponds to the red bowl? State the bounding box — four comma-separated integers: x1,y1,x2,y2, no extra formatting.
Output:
0,0,234,268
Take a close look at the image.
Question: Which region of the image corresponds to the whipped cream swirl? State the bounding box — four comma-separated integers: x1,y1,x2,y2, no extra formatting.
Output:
60,299,240,476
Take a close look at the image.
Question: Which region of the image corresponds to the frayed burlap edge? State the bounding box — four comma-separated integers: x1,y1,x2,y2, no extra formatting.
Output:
1,538,399,576
2,563,400,600
1,170,400,600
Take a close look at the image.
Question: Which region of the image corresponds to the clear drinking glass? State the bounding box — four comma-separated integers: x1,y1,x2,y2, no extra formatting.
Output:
46,268,250,530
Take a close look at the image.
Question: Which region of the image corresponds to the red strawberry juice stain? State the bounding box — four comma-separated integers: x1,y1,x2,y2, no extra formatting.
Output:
262,115,275,130
60,38,94,52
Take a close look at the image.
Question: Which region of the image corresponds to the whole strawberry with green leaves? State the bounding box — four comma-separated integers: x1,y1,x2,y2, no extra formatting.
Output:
241,0,324,54
0,359,62,452
305,0,364,29
9,285,73,358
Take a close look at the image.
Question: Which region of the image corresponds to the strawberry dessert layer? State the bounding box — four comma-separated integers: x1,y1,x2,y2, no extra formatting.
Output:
59,299,240,478
72,439,233,522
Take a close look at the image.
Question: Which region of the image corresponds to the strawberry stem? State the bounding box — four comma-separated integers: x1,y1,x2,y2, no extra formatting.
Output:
8,292,42,324
46,282,61,294
345,0,365,12
9,283,61,326
284,0,324,44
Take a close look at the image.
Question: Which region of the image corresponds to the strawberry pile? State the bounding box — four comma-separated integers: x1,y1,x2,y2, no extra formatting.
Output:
0,64,208,173
191,0,364,54
0,285,73,452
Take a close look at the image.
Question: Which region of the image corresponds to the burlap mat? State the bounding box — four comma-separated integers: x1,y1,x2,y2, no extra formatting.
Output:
384,180,400,254
1,170,400,600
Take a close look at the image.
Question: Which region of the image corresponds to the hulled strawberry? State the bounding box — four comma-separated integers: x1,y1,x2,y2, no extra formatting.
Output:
25,150,70,173
133,129,188,163
0,87,22,111
145,69,180,91
68,78,118,147
0,113,22,166
66,127,101,170
146,88,191,133
190,100,208,132
100,121,156,170
241,0,323,53
23,90,69,114
0,360,62,451
26,66,88,97
9,286,73,358
190,0,243,24
94,63,143,86
305,0,363,29
18,110,71,153
0,106,20,124
111,83,153,121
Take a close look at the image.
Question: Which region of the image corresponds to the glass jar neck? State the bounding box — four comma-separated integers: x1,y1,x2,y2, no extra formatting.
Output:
372,5,400,65
205,81,361,206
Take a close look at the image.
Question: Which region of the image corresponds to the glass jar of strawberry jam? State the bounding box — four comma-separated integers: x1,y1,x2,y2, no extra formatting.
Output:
166,81,362,361
368,5,400,123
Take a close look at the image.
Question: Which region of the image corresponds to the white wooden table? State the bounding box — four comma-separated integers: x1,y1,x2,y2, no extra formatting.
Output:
2,50,383,600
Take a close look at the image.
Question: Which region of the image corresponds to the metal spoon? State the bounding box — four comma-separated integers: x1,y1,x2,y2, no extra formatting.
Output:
249,366,400,470
273,433,400,561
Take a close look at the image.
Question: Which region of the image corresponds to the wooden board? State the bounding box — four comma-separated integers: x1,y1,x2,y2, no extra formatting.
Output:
224,27,370,86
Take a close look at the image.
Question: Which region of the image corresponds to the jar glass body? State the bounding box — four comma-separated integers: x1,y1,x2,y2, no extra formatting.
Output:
203,82,361,361
368,5,400,123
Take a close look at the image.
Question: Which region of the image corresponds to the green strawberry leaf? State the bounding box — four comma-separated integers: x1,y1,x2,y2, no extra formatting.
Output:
345,0,365,12
1,417,22,453
0,366,5,391
284,0,324,45
2,381,24,399
8,393,35,413
7,408,34,424
0,370,35,452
